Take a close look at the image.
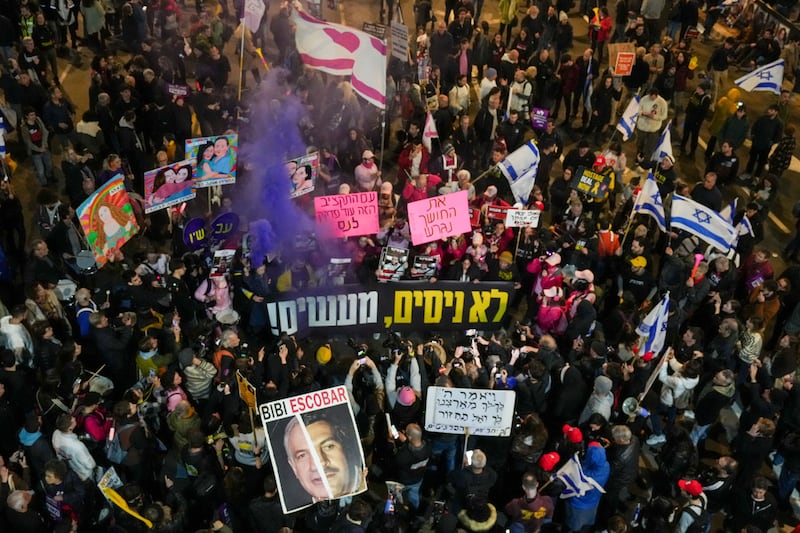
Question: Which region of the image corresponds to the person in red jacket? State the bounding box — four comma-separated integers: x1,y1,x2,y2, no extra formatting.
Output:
402,173,442,203
589,7,612,64
397,139,430,192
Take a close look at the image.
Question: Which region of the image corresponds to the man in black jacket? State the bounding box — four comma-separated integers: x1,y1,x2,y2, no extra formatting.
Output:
392,423,431,511
689,369,735,446
89,311,134,392
248,475,294,532
601,425,640,521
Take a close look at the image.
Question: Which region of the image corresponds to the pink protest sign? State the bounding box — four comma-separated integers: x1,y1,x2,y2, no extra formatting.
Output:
408,190,472,245
314,192,379,238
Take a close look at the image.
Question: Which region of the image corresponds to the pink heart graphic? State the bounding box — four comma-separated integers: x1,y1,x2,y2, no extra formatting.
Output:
323,27,360,53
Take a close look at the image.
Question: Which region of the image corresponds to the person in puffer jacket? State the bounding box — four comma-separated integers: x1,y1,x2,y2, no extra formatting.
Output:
646,351,702,446
564,442,610,532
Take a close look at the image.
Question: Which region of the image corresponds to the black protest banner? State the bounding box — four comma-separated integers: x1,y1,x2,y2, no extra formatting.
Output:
570,166,613,199
264,281,515,337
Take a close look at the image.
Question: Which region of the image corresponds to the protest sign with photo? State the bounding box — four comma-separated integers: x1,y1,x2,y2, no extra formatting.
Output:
77,175,139,268
424,386,516,436
409,255,438,279
314,192,379,237
570,166,613,199
144,159,196,213
287,152,320,198
377,246,409,281
505,209,541,228
259,386,366,513
262,281,515,336
407,189,472,245
185,134,238,187
210,249,236,277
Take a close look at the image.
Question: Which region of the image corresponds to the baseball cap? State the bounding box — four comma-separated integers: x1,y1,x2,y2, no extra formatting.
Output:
594,154,607,168
538,451,560,471
484,185,498,197
678,479,703,496
562,424,583,443
630,256,647,268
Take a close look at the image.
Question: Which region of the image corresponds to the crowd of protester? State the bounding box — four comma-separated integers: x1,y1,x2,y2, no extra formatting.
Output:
1,0,800,531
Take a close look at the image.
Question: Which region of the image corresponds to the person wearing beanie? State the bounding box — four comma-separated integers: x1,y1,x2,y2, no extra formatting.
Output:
505,471,555,532
485,247,522,287
455,495,500,532
179,348,217,408
562,442,610,531
480,68,498,100
385,349,422,428
578,375,614,424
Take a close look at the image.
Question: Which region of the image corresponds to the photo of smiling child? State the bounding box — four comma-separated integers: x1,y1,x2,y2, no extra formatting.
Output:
144,160,196,213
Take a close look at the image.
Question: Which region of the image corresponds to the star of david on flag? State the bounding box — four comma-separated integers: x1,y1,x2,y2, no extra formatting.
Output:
734,59,785,95
671,194,736,252
616,95,640,142
636,291,670,357
632,172,666,231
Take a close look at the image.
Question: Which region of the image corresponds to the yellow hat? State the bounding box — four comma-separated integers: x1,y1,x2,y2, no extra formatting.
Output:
316,345,332,365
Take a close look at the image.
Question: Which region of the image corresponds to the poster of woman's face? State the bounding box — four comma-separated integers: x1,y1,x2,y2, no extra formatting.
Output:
143,159,196,214
185,134,239,188
287,152,319,199
77,175,139,268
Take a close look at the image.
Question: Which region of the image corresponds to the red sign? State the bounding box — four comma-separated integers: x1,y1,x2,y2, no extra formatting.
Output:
486,204,511,221
614,52,635,76
470,208,481,227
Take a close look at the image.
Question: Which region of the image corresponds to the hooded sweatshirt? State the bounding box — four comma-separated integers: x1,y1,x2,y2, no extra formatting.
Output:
567,445,610,509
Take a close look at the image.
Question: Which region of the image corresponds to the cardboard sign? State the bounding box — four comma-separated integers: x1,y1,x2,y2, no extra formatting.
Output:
469,208,482,227
505,209,541,228
531,107,550,129
144,159,196,214
314,192,379,238
407,190,472,245
237,371,257,410
409,255,438,279
77,175,139,268
570,166,613,199
486,204,511,221
377,246,409,282
608,42,636,76
259,386,366,513
390,21,409,61
362,22,387,39
185,135,238,188
287,152,320,199
424,386,516,436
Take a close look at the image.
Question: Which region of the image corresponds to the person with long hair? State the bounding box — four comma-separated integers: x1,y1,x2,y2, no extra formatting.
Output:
92,199,132,253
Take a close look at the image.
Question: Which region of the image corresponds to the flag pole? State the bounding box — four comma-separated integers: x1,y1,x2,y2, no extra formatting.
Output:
379,110,387,174
237,19,246,104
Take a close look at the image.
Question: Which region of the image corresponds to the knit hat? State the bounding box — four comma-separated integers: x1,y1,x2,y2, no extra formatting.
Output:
678,479,703,496
397,386,417,406
178,348,194,368
562,424,583,443
594,375,613,395
485,68,498,79
538,451,560,471
316,345,332,365
499,251,513,264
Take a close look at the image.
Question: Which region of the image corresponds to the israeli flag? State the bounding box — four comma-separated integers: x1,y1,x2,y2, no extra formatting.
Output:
583,60,593,114
720,198,737,225
497,140,540,205
555,453,606,499
616,95,640,142
671,194,737,252
734,59,785,95
650,120,673,162
636,292,670,356
0,115,5,156
632,172,666,231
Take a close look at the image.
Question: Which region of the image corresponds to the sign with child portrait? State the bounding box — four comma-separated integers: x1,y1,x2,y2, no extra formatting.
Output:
185,134,238,188
287,152,319,199
259,386,367,513
77,175,139,268
143,159,196,213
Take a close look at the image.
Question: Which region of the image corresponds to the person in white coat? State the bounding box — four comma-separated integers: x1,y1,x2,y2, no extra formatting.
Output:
51,413,97,482
647,350,702,446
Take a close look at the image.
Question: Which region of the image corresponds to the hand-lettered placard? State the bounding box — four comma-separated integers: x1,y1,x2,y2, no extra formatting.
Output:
314,192,379,238
407,190,471,245
505,209,541,228
424,386,516,436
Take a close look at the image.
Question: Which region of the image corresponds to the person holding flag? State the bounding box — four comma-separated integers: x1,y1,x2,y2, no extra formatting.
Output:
559,445,610,532
632,172,667,232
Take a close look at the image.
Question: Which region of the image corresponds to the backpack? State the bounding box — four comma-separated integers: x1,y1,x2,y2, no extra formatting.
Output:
106,423,136,464
683,503,711,533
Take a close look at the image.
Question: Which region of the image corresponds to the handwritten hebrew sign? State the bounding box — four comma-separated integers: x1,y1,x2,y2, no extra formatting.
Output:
505,209,541,228
407,189,472,245
424,386,516,437
314,192,379,238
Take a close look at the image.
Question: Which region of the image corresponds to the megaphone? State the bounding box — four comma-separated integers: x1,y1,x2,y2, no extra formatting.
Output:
622,397,650,418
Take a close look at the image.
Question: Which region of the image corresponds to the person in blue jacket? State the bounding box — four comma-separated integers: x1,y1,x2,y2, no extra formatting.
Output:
564,441,610,532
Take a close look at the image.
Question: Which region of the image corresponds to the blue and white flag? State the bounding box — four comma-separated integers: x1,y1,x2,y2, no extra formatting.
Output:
632,172,666,231
734,59,784,95
556,453,606,499
616,95,640,142
720,198,737,225
671,194,737,252
636,291,670,356
719,198,753,246
497,140,540,205
650,120,673,162
0,114,5,156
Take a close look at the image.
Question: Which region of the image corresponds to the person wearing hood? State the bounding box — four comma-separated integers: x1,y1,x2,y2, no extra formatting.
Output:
689,368,735,446
18,413,55,483
579,375,614,424
564,442,610,532
646,351,701,446
704,86,742,158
